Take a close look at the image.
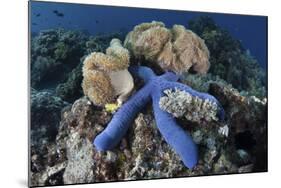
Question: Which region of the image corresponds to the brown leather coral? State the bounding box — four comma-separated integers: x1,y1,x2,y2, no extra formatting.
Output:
124,21,210,74
82,39,134,106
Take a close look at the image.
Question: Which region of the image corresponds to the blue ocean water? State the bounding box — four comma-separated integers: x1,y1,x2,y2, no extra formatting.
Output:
30,1,267,69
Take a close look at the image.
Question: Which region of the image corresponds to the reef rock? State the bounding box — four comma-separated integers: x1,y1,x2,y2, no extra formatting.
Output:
63,132,95,184
164,72,267,172
30,89,69,186
208,82,267,171
124,21,210,74
31,74,267,186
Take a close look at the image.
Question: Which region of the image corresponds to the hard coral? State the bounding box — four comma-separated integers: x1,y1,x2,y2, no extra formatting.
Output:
124,21,210,74
82,39,134,106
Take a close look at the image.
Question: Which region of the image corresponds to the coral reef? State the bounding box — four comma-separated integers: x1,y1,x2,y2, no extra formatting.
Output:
30,18,267,186
31,88,69,149
55,61,84,102
30,77,266,186
30,89,69,186
94,66,224,168
208,82,267,171
188,16,266,97
82,38,134,106
31,29,125,102
85,32,126,54
124,21,210,74
31,29,88,89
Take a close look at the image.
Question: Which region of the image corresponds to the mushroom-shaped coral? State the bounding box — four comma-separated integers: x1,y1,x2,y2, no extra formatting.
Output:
124,21,210,74
93,66,224,169
82,38,134,106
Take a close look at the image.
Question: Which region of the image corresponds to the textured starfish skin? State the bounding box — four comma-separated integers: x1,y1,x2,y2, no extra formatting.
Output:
93,66,225,168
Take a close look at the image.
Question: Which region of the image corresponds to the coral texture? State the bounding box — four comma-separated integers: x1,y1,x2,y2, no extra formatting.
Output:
31,29,88,88
93,66,224,168
30,89,69,186
124,21,210,74
55,61,84,102
31,88,69,149
82,39,134,106
63,132,95,184
159,88,219,123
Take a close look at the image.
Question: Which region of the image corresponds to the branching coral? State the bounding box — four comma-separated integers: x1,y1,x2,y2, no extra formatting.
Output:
82,39,134,106
93,66,224,169
124,21,210,74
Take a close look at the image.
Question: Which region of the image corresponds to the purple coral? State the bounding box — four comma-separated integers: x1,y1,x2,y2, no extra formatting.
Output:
93,66,224,169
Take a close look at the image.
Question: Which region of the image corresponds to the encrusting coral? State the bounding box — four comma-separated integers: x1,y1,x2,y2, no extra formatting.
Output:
93,66,225,169
124,21,210,74
82,38,134,106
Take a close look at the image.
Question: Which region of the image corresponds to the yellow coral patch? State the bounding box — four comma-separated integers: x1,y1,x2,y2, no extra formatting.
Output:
105,103,120,113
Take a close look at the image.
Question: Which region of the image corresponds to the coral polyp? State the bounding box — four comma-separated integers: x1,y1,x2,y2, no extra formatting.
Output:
93,66,224,169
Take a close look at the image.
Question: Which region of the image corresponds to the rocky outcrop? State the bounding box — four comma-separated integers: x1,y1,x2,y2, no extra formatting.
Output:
30,77,267,186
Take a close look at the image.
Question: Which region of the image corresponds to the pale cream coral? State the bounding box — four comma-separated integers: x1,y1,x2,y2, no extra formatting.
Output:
82,38,134,106
124,21,210,74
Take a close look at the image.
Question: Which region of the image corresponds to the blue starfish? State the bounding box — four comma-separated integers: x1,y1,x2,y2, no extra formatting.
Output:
93,66,225,169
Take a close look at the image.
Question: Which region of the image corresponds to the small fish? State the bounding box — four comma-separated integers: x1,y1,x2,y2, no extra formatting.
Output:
53,10,64,17
95,20,99,24
36,13,41,17
32,22,37,26
57,13,64,17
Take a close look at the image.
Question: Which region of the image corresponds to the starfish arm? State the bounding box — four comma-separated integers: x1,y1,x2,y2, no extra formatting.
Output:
159,72,180,82
93,83,152,151
129,66,156,83
161,81,225,121
152,91,198,169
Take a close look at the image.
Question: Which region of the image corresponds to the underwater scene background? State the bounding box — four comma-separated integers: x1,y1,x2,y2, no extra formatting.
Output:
29,1,268,187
